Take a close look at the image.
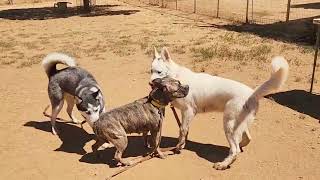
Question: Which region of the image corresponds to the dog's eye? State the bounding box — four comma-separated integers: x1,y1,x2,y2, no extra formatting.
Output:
86,110,91,115
157,70,162,74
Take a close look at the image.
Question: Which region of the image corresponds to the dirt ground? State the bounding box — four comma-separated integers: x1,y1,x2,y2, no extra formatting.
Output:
0,0,320,179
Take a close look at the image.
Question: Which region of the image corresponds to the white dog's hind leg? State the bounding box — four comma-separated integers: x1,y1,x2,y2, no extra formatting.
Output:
213,111,242,170
176,107,195,151
238,112,255,149
240,128,252,148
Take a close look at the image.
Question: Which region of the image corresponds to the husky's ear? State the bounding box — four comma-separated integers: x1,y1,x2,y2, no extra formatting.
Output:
92,89,100,99
153,47,160,59
75,96,82,104
161,47,171,62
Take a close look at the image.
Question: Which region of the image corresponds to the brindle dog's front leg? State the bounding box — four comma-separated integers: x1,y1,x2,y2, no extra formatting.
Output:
143,131,151,148
150,130,165,159
92,138,105,152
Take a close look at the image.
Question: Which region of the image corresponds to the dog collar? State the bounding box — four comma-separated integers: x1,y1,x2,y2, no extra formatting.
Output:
151,99,166,109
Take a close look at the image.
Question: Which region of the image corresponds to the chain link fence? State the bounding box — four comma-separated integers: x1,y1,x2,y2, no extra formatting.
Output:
121,0,320,24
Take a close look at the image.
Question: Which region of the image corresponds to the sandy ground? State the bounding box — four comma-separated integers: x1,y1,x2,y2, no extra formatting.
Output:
0,0,320,179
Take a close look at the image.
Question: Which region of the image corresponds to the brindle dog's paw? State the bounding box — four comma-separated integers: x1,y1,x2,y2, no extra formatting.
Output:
157,152,167,159
213,162,230,170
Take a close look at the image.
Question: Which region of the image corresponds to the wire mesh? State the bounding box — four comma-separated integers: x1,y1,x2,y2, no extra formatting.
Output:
120,0,320,24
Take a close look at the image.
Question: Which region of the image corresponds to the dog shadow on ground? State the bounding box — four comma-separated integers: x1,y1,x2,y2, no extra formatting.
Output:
266,89,320,122
79,135,229,168
24,120,95,155
0,4,140,20
197,15,319,45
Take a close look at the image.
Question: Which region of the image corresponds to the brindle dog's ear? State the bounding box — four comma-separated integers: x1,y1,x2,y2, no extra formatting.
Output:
75,96,82,104
150,78,163,88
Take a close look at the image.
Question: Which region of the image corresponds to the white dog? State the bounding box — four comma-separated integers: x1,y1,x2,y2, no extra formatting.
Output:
150,47,289,170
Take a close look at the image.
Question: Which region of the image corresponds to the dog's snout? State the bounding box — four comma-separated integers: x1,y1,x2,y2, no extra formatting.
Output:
184,85,189,92
183,85,189,95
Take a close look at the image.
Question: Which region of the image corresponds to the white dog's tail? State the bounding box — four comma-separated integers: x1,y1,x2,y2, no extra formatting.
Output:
42,52,76,77
235,56,288,131
251,56,289,100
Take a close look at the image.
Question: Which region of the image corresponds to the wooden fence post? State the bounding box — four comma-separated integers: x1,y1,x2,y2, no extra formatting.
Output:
194,0,196,13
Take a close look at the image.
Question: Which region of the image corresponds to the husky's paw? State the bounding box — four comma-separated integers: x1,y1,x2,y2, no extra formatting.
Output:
51,126,59,135
99,142,113,150
71,118,82,124
118,160,133,167
157,152,167,159
213,162,230,170
174,142,185,154
154,149,166,159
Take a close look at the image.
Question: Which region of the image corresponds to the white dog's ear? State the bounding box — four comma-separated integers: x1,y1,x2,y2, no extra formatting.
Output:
153,47,160,59
161,47,171,62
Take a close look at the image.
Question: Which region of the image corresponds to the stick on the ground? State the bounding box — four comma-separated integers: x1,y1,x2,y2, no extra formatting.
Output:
106,147,177,180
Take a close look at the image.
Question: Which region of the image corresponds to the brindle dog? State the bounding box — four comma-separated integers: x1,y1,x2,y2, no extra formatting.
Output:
92,77,189,166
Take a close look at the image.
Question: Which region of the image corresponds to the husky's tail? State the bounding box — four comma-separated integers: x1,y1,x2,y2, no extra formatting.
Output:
42,52,76,77
250,56,289,100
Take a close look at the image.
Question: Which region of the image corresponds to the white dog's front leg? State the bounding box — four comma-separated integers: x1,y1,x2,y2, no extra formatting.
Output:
176,107,195,151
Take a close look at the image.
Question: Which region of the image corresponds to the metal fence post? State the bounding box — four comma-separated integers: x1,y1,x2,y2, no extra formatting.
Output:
251,0,254,21
310,22,320,93
175,0,177,10
286,0,291,22
216,0,220,18
246,0,249,23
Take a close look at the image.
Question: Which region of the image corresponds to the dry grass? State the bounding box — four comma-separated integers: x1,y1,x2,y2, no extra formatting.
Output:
190,42,271,63
17,54,44,68
190,46,216,61
172,44,187,54
22,42,40,50
1,58,17,65
0,40,17,51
